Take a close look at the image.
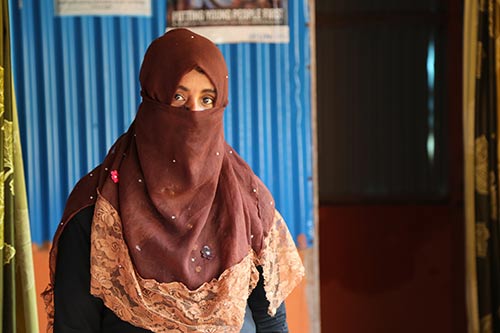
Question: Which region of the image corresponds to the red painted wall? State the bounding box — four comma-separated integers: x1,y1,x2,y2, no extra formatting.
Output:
319,205,465,333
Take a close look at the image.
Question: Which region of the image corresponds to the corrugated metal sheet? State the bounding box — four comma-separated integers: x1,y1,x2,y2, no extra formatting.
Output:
10,0,313,246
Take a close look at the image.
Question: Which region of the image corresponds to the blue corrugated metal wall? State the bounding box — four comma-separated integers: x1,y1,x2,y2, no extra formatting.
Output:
9,0,313,246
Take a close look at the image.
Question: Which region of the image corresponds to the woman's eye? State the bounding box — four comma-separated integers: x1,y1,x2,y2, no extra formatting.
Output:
202,96,214,105
174,93,184,101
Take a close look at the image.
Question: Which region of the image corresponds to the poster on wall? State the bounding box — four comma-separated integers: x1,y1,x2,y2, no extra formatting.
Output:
167,0,289,44
55,0,152,16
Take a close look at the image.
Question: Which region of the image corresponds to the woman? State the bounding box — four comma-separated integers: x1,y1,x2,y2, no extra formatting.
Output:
43,28,304,333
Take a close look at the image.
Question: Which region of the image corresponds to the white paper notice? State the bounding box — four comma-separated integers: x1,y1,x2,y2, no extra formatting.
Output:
55,0,152,16
166,2,290,44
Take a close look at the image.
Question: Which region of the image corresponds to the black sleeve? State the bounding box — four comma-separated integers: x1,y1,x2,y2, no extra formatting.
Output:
247,267,289,333
54,206,104,333
54,206,152,333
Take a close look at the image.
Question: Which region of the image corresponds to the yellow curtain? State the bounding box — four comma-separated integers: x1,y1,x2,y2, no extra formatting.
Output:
464,1,479,331
0,0,39,331
465,1,500,332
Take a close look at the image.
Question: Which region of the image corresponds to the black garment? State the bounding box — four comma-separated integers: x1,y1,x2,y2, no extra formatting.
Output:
53,205,288,333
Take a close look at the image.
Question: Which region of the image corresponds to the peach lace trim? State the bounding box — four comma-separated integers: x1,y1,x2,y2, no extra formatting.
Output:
41,285,54,332
258,210,306,316
43,195,304,333
90,195,260,332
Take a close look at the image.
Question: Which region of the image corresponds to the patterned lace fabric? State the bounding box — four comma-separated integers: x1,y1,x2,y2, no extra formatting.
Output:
41,285,54,332
258,210,306,316
43,194,304,333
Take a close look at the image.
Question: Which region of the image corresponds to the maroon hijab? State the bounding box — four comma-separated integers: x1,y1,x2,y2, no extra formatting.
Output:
48,28,275,290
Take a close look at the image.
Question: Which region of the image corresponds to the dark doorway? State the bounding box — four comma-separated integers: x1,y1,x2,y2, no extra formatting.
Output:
316,1,465,332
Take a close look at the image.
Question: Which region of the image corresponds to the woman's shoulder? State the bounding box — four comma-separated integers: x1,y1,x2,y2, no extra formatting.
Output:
70,204,96,230
58,204,96,242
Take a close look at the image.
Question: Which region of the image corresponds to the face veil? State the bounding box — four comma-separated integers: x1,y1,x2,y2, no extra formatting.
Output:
106,28,274,288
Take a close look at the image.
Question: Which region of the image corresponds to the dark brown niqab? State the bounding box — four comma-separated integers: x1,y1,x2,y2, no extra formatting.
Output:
49,28,275,290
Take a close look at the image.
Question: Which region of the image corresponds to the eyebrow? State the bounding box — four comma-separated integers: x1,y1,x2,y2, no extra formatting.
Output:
177,85,216,94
